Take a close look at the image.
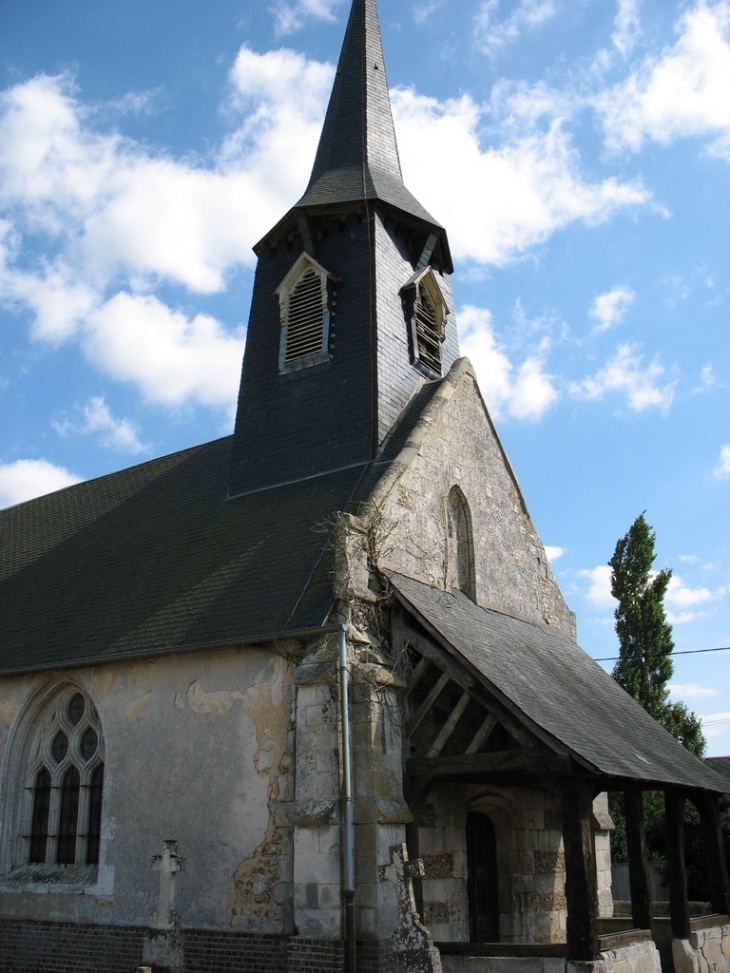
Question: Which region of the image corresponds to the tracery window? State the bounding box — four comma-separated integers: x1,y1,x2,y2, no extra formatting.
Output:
276,252,337,373
402,267,448,377
25,688,104,867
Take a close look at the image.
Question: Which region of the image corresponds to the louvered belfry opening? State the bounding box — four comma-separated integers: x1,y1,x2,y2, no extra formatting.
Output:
414,287,442,375
285,269,325,363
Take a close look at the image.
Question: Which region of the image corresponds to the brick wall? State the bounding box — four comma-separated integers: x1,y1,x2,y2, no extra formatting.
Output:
0,919,144,973
0,920,390,973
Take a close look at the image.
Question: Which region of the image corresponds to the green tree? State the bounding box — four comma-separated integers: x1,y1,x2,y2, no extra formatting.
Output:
608,513,711,897
610,512,675,722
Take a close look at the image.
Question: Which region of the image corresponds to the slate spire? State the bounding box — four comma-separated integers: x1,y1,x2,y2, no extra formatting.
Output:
297,0,448,241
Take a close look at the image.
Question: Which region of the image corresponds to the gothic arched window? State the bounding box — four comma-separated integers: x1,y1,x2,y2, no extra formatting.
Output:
21,686,104,868
447,485,476,601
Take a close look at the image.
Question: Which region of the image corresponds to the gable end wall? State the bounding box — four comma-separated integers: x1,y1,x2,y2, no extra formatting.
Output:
368,359,576,635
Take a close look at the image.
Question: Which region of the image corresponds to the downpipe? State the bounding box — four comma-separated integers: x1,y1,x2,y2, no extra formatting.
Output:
338,625,356,973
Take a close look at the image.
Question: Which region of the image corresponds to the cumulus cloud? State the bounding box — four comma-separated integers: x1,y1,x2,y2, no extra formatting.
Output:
475,0,558,57
459,304,559,420
52,396,150,454
0,459,81,509
570,343,676,413
0,51,332,419
713,444,730,479
392,90,651,266
596,2,730,157
544,545,566,562
85,294,246,413
665,573,727,624
589,285,636,333
578,565,616,609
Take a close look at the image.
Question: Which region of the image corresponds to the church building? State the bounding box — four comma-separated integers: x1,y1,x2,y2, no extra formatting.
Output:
1,2,728,972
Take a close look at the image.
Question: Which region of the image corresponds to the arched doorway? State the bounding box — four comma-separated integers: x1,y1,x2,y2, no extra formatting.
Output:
466,810,500,942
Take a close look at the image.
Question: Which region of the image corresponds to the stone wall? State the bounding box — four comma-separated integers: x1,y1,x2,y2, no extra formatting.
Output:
439,938,661,973
415,783,568,944
673,920,730,973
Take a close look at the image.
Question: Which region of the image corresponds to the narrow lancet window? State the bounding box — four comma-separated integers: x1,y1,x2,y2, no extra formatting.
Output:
29,768,51,864
447,485,476,601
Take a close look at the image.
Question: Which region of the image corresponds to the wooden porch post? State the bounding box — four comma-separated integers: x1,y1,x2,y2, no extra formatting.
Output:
691,790,730,916
623,786,654,935
665,789,691,940
553,776,601,960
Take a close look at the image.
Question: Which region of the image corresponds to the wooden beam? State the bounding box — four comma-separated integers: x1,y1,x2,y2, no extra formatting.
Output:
426,690,471,758
401,623,474,691
466,714,497,755
691,790,730,916
551,776,601,961
407,655,432,694
623,786,654,936
408,747,552,781
407,672,449,738
665,789,691,940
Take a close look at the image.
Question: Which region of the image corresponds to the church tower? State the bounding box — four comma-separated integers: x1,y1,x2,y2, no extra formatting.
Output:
228,0,459,495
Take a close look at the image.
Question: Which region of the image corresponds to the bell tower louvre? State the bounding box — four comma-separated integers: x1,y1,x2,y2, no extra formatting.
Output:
228,0,458,496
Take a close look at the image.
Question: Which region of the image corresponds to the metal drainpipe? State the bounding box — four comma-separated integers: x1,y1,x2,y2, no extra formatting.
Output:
338,625,356,973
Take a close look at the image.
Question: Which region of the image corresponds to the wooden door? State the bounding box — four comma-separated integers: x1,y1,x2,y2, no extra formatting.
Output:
466,811,500,942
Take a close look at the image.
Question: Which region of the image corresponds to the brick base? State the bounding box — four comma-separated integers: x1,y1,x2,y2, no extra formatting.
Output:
0,920,394,973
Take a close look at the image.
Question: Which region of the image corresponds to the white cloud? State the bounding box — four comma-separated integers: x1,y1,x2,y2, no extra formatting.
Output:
693,362,717,393
392,90,651,267
578,565,616,609
544,545,566,562
589,285,635,333
0,459,81,509
52,396,150,454
713,443,730,479
270,0,344,35
613,0,642,56
459,304,559,421
0,55,332,303
666,574,718,609
596,2,730,156
570,343,676,413
475,0,558,57
669,682,721,699
85,293,246,413
0,53,331,419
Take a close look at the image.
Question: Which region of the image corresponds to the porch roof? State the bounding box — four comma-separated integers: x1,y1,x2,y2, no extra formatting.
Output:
388,572,727,794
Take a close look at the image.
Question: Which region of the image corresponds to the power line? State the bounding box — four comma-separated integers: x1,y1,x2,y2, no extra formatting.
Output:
593,645,730,662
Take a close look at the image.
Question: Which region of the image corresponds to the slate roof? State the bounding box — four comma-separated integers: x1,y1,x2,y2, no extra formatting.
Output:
706,757,730,789
0,437,373,674
0,368,451,676
388,572,728,794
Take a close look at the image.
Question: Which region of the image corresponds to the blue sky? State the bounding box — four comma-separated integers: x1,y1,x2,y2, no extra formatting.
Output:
1,0,729,754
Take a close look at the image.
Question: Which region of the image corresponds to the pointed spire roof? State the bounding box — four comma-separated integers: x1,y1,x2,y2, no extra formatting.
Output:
297,0,447,240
